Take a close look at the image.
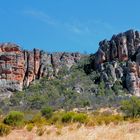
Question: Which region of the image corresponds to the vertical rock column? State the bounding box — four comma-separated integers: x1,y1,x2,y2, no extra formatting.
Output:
126,61,140,96
23,49,40,87
0,43,25,91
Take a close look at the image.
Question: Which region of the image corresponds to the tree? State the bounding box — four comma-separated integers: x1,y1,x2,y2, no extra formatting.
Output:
4,111,24,127
41,107,53,119
121,96,140,118
98,81,105,96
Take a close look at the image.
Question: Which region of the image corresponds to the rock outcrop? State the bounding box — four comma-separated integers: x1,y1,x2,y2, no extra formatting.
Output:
95,29,140,96
0,29,140,97
0,43,81,92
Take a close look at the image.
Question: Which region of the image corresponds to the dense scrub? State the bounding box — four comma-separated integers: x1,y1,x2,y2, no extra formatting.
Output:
0,109,125,137
4,111,24,127
0,55,129,112
121,96,140,118
0,102,140,137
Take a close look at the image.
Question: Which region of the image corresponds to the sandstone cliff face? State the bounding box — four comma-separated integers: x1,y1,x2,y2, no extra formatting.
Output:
95,29,140,96
0,43,81,92
1,29,140,97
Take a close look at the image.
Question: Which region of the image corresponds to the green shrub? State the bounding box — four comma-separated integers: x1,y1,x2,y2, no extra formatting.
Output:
61,112,88,124
31,113,42,123
73,113,87,123
3,111,24,127
61,112,74,123
90,114,124,126
121,96,140,118
31,113,46,125
26,123,34,132
41,107,53,119
48,114,60,125
0,123,11,136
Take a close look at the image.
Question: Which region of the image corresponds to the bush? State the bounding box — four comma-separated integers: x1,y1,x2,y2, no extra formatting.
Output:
31,113,42,123
101,115,123,125
31,113,46,125
61,112,88,124
61,112,74,123
121,96,140,118
48,114,60,125
73,113,87,123
0,123,11,136
88,114,124,126
41,107,53,119
26,123,34,132
3,111,24,127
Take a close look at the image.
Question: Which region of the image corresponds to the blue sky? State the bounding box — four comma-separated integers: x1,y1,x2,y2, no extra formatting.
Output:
0,0,140,53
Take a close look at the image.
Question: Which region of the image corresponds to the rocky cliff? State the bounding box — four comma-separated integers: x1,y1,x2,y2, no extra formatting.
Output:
0,43,81,93
95,29,140,96
0,29,140,97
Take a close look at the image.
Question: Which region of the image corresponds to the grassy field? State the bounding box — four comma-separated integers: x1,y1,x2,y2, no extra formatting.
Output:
1,122,140,140
0,101,140,140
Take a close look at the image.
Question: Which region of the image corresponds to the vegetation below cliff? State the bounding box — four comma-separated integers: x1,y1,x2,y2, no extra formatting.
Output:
0,98,140,139
0,29,140,112
0,55,129,112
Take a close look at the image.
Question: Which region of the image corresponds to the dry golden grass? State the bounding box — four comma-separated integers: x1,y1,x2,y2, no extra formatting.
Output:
1,122,140,140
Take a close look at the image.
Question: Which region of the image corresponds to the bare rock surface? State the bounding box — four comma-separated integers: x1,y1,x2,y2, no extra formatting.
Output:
95,29,140,95
0,43,81,93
